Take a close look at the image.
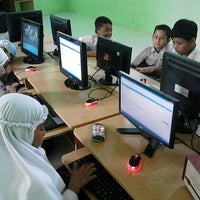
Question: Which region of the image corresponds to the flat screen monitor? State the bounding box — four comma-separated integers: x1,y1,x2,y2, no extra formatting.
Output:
160,51,200,133
57,32,91,90
118,71,179,157
50,14,72,56
21,18,44,64
96,37,132,85
6,10,43,43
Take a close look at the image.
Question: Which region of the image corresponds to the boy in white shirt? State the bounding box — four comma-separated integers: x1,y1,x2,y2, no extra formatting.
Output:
171,19,200,62
79,16,113,57
131,24,172,80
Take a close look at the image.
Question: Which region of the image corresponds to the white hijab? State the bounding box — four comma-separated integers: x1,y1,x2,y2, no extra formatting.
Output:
0,93,66,200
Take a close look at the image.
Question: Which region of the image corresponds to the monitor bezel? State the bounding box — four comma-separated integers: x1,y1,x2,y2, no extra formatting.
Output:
96,36,132,85
6,10,43,43
21,18,44,64
119,71,179,156
57,32,90,90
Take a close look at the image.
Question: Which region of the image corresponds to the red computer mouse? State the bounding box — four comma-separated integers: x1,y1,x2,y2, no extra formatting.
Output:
127,155,142,172
25,66,38,72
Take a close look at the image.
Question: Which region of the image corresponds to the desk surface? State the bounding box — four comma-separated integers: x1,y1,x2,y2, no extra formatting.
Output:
13,44,119,129
68,115,194,200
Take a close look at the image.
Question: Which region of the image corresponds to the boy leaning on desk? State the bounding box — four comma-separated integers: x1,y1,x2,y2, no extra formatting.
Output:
130,19,200,81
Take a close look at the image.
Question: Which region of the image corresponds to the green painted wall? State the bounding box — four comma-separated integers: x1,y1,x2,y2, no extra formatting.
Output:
60,0,200,35
34,0,200,35
34,0,68,15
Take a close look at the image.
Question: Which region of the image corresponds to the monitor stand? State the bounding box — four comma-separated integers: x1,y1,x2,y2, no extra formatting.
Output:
99,71,118,86
53,48,59,56
144,139,161,158
176,114,193,134
117,127,161,158
64,79,91,90
23,56,44,64
116,127,141,134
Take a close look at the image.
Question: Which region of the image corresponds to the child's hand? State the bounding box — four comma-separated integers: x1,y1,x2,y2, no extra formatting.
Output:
68,162,97,194
5,82,26,94
136,66,157,74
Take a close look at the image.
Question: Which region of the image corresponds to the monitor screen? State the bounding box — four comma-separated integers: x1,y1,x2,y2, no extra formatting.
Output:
6,10,43,43
21,18,44,64
96,37,132,85
160,51,200,133
118,71,179,157
50,14,72,56
57,32,91,90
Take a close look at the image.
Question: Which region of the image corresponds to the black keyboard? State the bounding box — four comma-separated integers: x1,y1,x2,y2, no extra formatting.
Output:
33,94,65,130
68,154,133,200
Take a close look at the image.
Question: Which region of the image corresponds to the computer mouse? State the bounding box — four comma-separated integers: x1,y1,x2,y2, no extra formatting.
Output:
128,155,142,172
25,66,38,72
85,98,99,106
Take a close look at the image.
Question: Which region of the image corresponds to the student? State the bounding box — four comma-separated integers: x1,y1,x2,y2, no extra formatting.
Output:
79,16,113,57
0,40,25,95
0,93,97,200
171,19,200,62
131,24,172,79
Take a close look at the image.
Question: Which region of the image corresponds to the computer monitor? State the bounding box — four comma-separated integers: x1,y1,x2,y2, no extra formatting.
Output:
21,18,44,64
160,51,200,133
96,37,132,85
57,32,91,90
6,10,43,43
50,14,72,56
118,71,179,157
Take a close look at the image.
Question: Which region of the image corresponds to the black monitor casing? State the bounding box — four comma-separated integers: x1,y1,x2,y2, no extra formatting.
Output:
96,37,132,85
160,51,200,120
7,10,43,43
50,14,72,45
21,18,44,64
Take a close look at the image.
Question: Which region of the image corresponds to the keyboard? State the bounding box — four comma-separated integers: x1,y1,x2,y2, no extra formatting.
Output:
68,154,133,200
33,94,65,130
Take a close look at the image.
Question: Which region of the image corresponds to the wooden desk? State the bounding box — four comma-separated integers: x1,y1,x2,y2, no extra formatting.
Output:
26,70,119,129
62,115,195,200
12,37,119,139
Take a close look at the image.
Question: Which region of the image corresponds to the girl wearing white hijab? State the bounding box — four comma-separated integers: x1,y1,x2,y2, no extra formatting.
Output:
0,93,96,200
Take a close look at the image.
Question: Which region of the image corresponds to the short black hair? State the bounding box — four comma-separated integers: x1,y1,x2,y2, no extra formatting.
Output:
153,24,171,40
171,19,198,41
95,16,112,30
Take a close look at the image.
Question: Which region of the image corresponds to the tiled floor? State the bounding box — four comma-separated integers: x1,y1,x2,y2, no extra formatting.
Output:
0,11,151,168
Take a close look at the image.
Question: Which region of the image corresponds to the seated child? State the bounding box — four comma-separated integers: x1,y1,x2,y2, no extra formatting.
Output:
171,19,200,62
130,24,172,79
0,40,26,96
79,16,113,57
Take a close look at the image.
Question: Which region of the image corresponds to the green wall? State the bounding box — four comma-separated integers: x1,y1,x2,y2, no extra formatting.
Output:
60,0,200,35
34,0,200,35
34,0,68,15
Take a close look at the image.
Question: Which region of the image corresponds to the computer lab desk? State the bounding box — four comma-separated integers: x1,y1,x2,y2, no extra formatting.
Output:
62,114,195,200
12,47,119,131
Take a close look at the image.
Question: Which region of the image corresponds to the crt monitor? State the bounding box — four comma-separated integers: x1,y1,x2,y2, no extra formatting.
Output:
6,10,43,43
160,51,200,133
21,18,44,64
96,37,132,85
57,32,91,90
118,71,179,157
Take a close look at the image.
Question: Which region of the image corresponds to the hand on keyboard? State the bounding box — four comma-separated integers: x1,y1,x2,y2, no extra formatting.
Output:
68,154,133,200
68,162,97,194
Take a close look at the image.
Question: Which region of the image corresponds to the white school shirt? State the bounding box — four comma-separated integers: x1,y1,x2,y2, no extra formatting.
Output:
132,43,172,67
